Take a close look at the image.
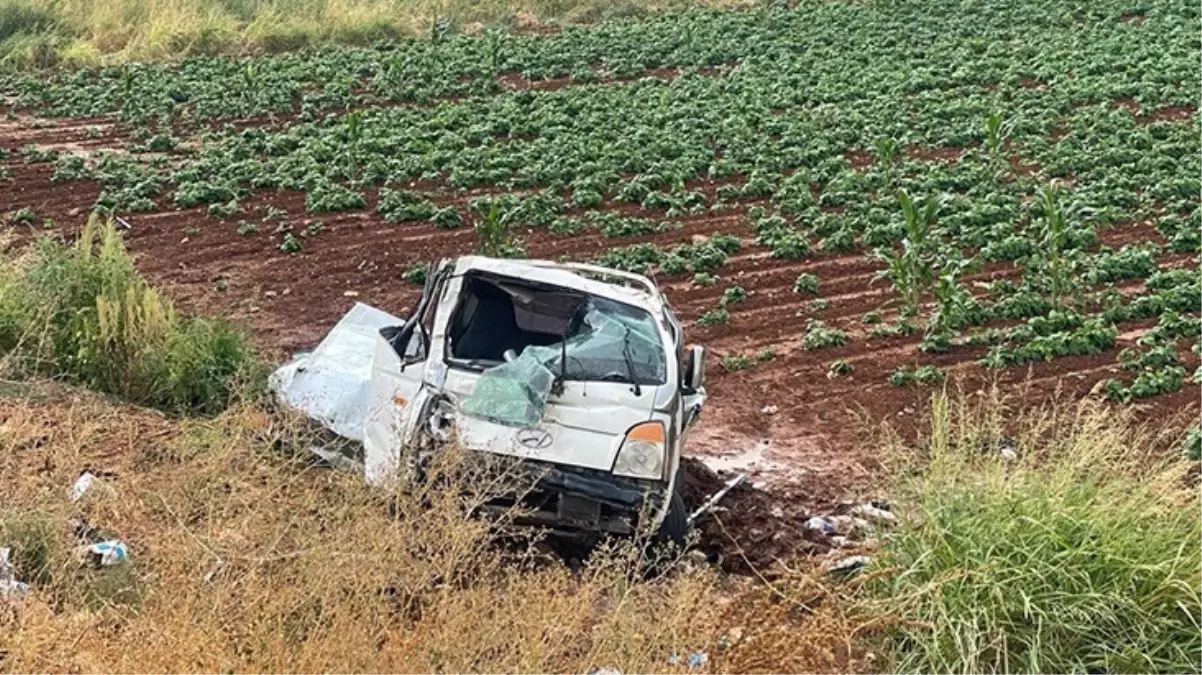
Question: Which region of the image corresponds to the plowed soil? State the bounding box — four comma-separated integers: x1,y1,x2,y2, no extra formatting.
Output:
2,116,1199,517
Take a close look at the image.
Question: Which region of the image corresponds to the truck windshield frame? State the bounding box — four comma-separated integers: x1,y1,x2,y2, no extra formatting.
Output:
443,272,668,387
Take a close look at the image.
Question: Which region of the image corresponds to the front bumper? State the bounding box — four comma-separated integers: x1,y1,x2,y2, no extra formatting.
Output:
473,455,667,536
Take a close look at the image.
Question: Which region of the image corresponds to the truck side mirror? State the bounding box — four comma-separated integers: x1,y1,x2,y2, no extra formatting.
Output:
683,345,706,392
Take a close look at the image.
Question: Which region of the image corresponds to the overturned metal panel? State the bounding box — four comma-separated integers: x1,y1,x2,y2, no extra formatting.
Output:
269,303,402,442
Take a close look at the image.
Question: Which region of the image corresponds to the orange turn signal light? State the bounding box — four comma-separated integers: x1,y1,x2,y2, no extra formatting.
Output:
627,422,665,444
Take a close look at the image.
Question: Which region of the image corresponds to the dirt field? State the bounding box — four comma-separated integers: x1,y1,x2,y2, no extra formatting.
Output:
3,114,1197,517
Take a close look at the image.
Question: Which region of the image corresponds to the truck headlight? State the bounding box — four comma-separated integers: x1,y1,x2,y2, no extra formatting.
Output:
613,422,665,480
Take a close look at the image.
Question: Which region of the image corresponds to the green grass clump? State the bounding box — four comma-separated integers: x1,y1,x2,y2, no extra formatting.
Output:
864,394,1202,674
0,215,261,415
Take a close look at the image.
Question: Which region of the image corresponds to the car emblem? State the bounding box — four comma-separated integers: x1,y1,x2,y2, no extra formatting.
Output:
516,427,553,450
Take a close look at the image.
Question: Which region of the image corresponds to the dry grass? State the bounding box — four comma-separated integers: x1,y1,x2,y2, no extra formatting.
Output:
0,382,865,673
0,0,750,68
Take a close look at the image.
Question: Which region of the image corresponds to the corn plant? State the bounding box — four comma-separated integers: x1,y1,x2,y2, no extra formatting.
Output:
983,111,1011,160
871,190,942,316
874,137,900,186
926,256,980,344
1034,183,1077,309
345,110,364,180
474,201,522,258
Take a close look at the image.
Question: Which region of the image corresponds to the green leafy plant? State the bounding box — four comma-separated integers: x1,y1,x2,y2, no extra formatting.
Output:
721,354,753,371
720,286,746,306
696,308,730,328
828,359,853,377
402,263,428,286
279,233,302,253
14,206,36,224
803,319,849,350
889,364,946,386
793,273,819,294
1183,425,1201,461
377,188,436,223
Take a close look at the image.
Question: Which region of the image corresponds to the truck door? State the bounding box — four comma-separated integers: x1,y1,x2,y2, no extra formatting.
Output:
363,263,451,483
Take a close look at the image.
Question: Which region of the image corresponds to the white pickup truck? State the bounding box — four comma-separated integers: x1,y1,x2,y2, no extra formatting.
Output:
271,256,708,542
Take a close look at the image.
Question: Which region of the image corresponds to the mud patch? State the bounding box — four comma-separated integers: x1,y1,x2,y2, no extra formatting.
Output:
681,457,823,574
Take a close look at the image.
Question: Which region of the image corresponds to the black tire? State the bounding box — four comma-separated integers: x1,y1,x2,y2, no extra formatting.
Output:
656,469,690,548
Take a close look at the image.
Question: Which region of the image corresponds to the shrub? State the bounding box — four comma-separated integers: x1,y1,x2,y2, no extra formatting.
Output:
0,215,260,415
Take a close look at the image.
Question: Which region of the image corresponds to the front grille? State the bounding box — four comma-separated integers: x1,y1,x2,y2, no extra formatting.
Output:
557,494,602,526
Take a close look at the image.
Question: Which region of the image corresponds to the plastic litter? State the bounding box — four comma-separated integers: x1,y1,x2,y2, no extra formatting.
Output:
761,404,779,415
804,516,835,534
86,540,128,567
68,471,95,502
827,514,857,535
851,502,897,526
828,554,872,576
0,547,30,604
589,668,621,675
668,648,711,662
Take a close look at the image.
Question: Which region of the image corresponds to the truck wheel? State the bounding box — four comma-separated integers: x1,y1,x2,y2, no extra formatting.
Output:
656,471,690,548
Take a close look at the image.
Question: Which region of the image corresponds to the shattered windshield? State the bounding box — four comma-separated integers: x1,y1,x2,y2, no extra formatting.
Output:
526,297,667,386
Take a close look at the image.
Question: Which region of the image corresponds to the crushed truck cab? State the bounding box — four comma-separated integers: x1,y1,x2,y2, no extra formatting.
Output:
271,256,708,540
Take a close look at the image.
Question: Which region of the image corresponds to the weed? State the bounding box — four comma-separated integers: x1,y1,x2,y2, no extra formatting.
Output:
0,215,260,415
474,201,523,258
870,190,942,315
983,111,1011,160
